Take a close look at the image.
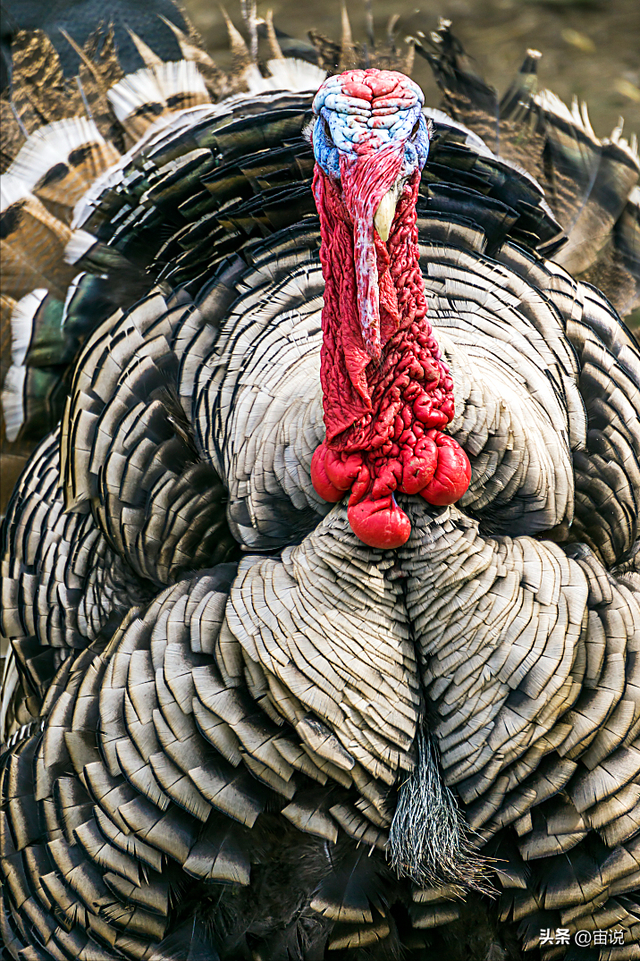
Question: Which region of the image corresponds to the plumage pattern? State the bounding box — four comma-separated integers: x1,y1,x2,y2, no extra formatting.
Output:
1,7,640,961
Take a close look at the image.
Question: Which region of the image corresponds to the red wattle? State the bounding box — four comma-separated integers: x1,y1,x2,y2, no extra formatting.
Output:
311,445,344,502
311,101,473,548
401,435,438,495
420,434,472,506
324,449,364,491
348,495,411,549
413,391,449,428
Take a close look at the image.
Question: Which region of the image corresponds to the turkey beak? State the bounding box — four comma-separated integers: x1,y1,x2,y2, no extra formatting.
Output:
373,186,399,243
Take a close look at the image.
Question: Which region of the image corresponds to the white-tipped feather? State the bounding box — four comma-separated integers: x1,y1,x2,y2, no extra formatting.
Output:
61,272,88,319
65,229,99,266
261,58,327,92
154,59,209,100
0,651,19,746
0,176,30,213
6,117,106,193
577,97,595,139
606,118,640,167
107,68,167,124
243,58,328,95
10,289,48,366
2,364,26,442
107,60,208,123
536,89,575,127
611,117,625,143
243,63,275,94
536,89,599,144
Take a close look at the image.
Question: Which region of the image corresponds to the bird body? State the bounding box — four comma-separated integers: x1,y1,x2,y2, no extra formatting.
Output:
1,8,640,960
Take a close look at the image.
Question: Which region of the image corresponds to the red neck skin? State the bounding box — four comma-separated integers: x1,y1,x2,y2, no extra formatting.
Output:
311,162,471,549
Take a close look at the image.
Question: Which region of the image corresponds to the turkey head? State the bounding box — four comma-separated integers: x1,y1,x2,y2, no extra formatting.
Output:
310,69,471,549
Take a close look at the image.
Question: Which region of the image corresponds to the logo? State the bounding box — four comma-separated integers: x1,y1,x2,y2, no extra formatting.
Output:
539,929,625,947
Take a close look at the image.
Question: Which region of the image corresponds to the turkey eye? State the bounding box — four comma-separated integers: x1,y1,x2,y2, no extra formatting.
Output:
322,117,335,146
410,119,421,141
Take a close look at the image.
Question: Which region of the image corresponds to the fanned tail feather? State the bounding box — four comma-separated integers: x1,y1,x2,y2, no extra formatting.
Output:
107,60,211,141
418,19,640,320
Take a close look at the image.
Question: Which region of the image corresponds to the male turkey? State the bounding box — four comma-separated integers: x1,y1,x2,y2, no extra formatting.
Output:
1,6,640,961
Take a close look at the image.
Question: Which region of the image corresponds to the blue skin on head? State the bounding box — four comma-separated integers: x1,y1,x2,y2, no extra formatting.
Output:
311,73,430,183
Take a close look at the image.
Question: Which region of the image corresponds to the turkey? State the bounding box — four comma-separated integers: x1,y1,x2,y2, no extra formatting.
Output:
1,4,640,960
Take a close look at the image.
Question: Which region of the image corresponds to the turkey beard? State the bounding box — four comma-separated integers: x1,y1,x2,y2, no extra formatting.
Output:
389,727,490,892
310,153,471,550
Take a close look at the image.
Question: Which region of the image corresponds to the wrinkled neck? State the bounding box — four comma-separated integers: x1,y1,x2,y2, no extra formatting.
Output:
311,165,470,549
314,166,425,445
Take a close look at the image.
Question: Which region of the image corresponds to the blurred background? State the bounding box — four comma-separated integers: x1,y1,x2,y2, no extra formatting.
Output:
183,0,639,140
